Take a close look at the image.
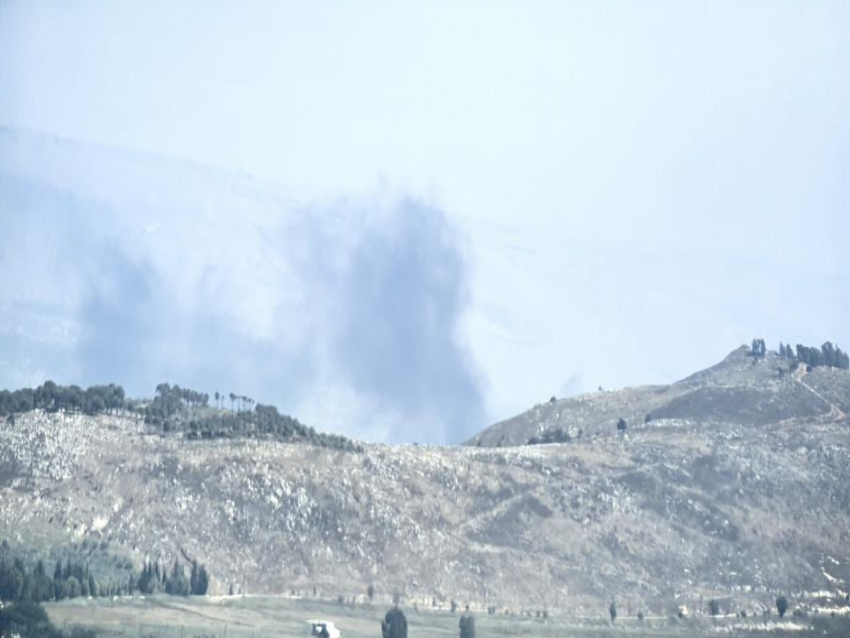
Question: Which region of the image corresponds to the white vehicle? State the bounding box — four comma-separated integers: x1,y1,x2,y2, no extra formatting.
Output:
308,620,340,638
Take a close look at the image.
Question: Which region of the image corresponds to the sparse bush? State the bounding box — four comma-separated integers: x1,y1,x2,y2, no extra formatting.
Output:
382,607,408,638
0,600,60,637
776,596,788,618
527,428,571,446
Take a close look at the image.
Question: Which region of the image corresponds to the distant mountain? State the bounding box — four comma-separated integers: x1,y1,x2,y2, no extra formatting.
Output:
466,345,849,447
1,345,849,616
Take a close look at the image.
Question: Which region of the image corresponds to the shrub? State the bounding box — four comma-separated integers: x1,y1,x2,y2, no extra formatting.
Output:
459,613,476,638
382,607,408,638
776,596,789,618
0,600,60,637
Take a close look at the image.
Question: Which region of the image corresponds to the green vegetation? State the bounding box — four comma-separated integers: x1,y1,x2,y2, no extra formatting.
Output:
773,339,849,369
708,599,720,616
0,380,361,452
0,556,102,603
776,595,789,618
0,551,208,605
794,342,850,369
135,557,208,596
527,428,571,445
750,339,767,358
147,383,361,451
382,607,408,638
459,613,476,638
0,382,125,418
0,600,60,638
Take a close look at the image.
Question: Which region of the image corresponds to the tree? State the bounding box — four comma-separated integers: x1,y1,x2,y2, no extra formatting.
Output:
189,561,209,595
64,576,81,599
459,613,476,638
609,600,617,622
382,607,408,638
166,559,189,596
0,600,57,635
0,565,24,601
776,596,788,618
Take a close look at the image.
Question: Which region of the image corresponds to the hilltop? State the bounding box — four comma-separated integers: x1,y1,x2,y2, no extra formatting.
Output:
466,345,849,447
1,345,849,617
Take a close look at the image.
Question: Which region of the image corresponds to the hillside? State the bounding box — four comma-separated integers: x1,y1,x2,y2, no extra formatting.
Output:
1,347,849,617
466,346,849,447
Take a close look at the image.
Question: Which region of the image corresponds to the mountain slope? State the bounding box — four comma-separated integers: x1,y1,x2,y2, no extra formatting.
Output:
1,348,849,615
466,346,846,447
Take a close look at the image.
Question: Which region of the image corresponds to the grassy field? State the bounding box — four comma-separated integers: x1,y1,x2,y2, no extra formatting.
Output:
43,596,850,638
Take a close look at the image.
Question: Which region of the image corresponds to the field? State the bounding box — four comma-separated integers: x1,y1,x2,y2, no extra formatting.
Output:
43,596,850,638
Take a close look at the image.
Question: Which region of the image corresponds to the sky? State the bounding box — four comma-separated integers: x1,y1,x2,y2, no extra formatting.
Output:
1,1,848,444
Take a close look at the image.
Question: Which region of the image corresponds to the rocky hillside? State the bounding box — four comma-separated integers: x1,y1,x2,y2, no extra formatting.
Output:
466,346,849,447
1,346,849,616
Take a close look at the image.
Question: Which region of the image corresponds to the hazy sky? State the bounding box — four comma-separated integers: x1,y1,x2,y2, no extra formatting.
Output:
1,1,848,443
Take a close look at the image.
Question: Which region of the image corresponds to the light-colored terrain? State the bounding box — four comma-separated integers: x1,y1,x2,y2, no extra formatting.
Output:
467,346,848,446
2,347,849,619
43,595,850,638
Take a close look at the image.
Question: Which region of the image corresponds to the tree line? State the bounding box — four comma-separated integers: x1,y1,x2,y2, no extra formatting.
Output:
776,341,849,369
1,380,362,452
147,383,361,451
0,554,209,605
132,557,209,596
0,382,126,419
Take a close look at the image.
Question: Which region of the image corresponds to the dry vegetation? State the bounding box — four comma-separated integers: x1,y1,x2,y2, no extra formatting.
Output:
2,347,849,621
